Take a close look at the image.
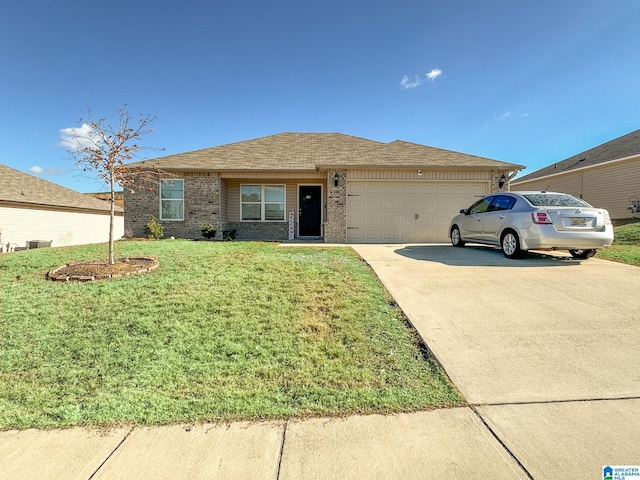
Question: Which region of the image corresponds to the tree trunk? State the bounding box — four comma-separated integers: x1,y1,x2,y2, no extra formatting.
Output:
108,176,115,265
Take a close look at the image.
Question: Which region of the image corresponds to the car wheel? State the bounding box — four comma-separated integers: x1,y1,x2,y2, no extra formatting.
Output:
450,226,465,247
569,249,597,259
501,230,523,259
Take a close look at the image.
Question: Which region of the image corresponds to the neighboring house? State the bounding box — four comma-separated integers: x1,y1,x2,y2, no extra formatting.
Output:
0,164,124,250
512,129,640,219
124,133,523,243
88,191,124,208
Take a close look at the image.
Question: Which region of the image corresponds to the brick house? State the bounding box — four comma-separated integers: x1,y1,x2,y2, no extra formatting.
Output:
512,128,640,220
124,133,523,243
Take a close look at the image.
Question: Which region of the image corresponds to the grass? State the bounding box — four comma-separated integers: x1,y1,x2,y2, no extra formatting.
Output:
598,220,640,266
0,241,463,429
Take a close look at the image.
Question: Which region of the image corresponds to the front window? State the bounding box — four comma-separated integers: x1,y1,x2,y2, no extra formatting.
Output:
241,185,285,221
160,179,184,220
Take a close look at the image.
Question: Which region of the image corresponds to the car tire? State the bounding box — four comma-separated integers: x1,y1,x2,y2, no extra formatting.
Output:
501,230,523,259
568,249,597,259
450,226,465,247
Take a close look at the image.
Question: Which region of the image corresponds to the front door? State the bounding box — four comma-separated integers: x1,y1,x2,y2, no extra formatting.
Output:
299,185,322,237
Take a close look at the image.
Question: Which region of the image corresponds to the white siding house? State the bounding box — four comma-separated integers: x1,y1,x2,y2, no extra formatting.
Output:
512,129,640,220
0,164,124,251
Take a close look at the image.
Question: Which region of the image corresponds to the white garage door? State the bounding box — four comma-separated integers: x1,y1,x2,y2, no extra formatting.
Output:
347,182,486,243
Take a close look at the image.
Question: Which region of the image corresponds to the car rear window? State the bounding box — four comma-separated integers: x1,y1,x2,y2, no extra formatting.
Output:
522,194,590,207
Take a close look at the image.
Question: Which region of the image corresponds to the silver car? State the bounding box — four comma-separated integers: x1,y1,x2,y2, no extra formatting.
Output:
449,191,614,259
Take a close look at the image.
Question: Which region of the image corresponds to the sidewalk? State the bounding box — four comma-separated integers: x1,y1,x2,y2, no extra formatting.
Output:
2,409,528,480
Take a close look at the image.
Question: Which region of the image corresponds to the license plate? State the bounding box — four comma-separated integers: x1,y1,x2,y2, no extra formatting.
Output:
570,217,587,226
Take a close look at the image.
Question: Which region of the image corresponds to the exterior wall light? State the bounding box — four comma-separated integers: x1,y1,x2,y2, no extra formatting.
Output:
417,169,423,176
498,174,507,189
334,172,340,187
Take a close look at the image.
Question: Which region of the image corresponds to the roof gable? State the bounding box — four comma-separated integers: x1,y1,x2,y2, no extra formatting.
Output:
129,132,522,172
515,128,640,183
0,164,122,213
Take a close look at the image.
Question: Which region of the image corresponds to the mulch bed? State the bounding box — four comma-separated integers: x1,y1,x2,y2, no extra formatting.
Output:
47,257,159,282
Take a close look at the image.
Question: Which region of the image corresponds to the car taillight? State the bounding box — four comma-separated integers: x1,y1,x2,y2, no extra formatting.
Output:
604,211,612,225
531,211,552,224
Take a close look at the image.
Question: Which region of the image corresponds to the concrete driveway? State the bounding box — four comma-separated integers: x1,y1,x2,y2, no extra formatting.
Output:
352,244,640,479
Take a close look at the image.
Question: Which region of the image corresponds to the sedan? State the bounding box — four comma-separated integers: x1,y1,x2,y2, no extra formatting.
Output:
449,191,614,259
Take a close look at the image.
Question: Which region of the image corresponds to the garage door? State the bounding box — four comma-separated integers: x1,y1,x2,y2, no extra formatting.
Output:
347,182,486,243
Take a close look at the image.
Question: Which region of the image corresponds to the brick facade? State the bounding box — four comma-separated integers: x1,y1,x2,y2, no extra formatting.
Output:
125,172,221,239
225,221,289,240
491,170,511,193
323,170,347,243
125,169,514,241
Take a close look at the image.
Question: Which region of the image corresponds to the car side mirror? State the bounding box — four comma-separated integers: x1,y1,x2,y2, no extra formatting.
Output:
460,209,467,215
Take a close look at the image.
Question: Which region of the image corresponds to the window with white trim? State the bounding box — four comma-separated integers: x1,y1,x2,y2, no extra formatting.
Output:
241,185,285,221
160,179,184,220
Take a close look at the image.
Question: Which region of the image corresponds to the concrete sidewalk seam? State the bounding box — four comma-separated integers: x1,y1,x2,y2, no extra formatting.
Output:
87,427,134,480
471,406,534,480
275,421,288,480
474,395,640,407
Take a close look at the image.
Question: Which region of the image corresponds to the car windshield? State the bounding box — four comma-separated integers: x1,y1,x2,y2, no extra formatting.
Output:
522,193,590,207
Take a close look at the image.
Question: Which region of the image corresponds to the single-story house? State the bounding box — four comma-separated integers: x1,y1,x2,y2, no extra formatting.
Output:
512,128,640,219
0,164,124,251
124,133,523,243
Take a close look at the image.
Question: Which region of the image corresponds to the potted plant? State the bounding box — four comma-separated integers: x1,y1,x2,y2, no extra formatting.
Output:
200,223,216,239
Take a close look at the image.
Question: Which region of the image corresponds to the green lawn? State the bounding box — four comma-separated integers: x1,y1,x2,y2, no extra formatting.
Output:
598,220,640,266
0,241,462,429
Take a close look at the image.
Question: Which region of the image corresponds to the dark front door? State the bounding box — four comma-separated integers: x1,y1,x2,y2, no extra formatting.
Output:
299,185,322,237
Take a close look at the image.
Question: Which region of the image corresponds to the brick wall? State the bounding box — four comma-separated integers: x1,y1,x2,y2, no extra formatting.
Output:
491,170,510,192
225,221,289,240
324,170,346,243
125,172,221,239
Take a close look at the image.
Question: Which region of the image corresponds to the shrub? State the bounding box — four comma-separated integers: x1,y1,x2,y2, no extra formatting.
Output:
144,216,163,239
200,223,216,239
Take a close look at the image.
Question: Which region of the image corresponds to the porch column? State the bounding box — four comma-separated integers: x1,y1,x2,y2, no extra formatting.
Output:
324,170,347,243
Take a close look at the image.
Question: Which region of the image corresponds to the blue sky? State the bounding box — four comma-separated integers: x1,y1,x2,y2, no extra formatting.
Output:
2,0,639,192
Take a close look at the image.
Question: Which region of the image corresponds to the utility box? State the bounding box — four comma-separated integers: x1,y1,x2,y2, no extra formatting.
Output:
28,240,52,249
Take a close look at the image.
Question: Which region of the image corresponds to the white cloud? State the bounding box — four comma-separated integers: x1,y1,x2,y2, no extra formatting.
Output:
426,68,442,81
400,75,422,89
29,165,67,176
400,68,443,89
499,111,511,120
58,123,99,151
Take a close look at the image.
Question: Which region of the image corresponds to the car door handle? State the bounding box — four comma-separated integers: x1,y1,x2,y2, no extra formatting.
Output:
499,214,506,219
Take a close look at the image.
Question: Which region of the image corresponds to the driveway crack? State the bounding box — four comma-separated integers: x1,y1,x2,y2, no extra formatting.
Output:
473,395,640,407
87,427,134,480
275,421,288,480
471,406,534,480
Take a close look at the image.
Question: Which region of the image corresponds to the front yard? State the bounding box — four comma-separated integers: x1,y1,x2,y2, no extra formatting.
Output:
598,220,640,266
0,241,462,429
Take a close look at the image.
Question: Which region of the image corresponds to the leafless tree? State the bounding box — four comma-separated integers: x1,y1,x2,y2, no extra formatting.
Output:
65,105,169,264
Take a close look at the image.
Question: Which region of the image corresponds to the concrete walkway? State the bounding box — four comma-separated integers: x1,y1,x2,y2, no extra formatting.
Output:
2,244,639,479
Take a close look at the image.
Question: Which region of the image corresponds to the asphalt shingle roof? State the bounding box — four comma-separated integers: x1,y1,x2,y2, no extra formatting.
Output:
514,128,640,183
0,164,122,212
128,133,523,171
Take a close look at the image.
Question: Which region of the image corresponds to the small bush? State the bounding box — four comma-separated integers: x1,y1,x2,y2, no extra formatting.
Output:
144,216,163,239
200,223,216,239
